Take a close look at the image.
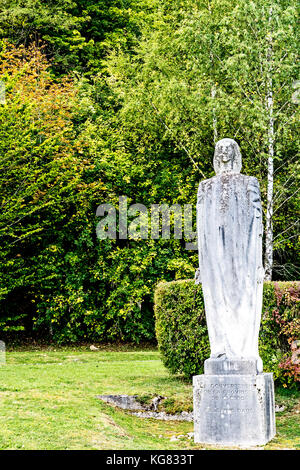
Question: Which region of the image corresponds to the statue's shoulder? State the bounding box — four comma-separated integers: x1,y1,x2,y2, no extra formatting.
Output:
197,176,217,205
241,174,258,181
198,174,260,190
197,176,213,196
233,173,260,188
230,173,256,181
242,174,260,189
198,175,216,189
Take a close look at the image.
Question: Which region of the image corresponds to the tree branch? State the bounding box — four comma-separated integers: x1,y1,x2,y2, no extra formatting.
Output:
273,219,299,240
273,187,300,214
149,99,206,178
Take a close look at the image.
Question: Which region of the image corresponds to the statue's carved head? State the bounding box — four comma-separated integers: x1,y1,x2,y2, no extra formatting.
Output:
213,138,242,175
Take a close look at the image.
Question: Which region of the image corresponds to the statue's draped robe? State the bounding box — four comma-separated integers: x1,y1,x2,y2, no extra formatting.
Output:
197,173,264,359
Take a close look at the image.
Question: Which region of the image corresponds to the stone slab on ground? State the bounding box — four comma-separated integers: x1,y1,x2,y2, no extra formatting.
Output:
96,394,145,410
131,411,193,421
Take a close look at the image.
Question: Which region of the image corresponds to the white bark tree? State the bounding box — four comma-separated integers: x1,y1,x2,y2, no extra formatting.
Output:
107,0,299,279
264,5,275,281
216,0,299,280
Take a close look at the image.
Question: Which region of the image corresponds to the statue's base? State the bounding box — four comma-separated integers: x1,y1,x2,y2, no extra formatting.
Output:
204,357,260,375
193,372,275,447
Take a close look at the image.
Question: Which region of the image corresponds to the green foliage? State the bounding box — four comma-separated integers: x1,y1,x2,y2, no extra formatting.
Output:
0,0,160,75
0,2,299,345
106,0,300,279
260,282,300,388
154,280,210,377
0,43,106,339
0,43,195,342
154,280,300,387
0,42,197,343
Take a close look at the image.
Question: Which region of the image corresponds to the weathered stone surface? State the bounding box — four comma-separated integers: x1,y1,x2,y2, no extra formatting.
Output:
196,138,264,365
96,394,145,410
131,411,193,422
194,139,275,446
0,340,5,365
96,394,193,421
204,357,258,375
96,394,166,412
193,373,276,447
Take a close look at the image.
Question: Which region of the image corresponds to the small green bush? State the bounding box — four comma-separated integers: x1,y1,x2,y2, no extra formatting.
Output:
154,280,300,388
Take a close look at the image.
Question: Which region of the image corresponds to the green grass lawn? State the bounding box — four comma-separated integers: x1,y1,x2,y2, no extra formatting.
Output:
0,344,299,450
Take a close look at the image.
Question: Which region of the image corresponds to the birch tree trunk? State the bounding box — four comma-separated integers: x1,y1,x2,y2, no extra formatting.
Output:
264,6,274,281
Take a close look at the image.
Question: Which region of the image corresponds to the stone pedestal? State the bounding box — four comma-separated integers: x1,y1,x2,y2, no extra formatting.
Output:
193,362,276,447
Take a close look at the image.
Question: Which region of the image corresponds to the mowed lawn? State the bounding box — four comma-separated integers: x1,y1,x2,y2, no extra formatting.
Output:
0,345,299,450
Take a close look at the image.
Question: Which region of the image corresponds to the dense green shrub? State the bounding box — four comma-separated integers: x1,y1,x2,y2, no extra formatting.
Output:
154,280,300,388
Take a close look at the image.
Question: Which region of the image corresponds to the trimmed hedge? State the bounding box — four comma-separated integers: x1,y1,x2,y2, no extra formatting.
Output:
154,280,300,388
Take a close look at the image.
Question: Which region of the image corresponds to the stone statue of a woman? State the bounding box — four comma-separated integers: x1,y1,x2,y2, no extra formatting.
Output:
196,138,264,372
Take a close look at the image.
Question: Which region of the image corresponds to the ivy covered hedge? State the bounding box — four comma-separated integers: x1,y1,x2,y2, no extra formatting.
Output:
154,280,300,388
